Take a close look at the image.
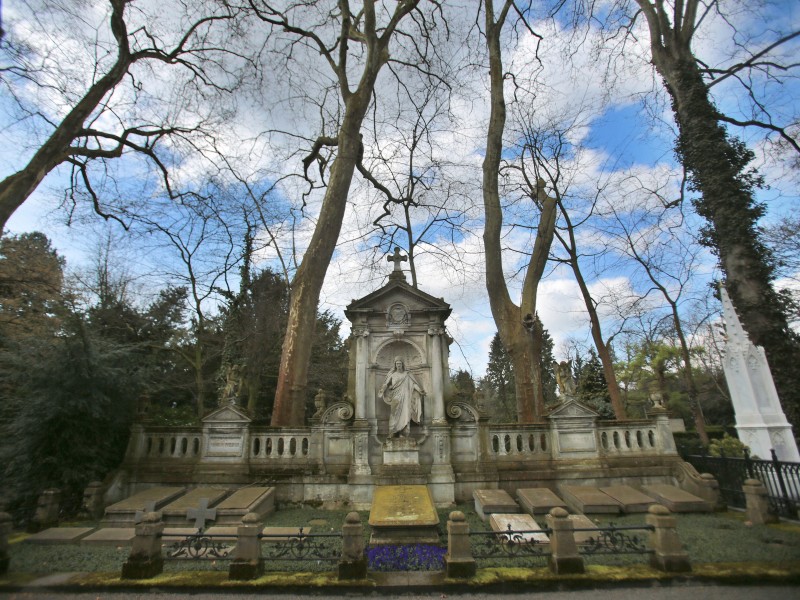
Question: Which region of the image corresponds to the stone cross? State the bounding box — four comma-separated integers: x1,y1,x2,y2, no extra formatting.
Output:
387,247,408,272
134,501,158,524
187,498,217,530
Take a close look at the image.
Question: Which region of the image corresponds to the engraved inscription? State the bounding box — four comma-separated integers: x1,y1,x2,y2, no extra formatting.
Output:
207,436,244,456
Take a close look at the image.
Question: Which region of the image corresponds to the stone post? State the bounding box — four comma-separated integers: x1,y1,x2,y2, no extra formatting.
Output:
444,511,475,578
338,511,367,580
743,478,778,525
28,488,61,533
545,507,584,574
81,481,105,520
646,504,691,572
0,512,12,575
121,512,165,579
229,512,264,580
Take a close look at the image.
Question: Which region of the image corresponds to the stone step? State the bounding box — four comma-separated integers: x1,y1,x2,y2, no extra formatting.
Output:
642,484,711,512
558,485,621,514
473,489,519,521
516,487,568,515
599,485,657,513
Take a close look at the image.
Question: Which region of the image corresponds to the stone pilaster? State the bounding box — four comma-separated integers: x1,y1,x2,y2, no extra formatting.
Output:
444,511,475,578
229,512,264,580
646,504,691,572
121,512,164,579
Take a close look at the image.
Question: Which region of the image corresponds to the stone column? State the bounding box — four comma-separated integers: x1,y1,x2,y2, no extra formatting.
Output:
646,504,691,572
0,512,11,575
229,512,264,580
338,512,367,580
743,479,778,525
428,326,445,423
121,512,165,579
28,488,60,533
444,511,475,578
545,507,584,574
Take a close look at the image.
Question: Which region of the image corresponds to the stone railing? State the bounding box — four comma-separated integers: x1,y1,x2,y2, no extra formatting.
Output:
129,427,203,460
486,424,552,459
248,428,318,461
596,420,663,455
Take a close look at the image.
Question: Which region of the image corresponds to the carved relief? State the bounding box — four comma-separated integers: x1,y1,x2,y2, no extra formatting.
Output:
387,302,410,327
321,401,355,424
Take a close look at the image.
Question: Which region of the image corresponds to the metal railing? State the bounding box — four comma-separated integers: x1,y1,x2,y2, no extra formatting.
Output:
686,449,800,518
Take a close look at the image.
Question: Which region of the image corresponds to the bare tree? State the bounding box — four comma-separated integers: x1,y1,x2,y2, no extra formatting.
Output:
0,0,248,230
246,1,437,426
482,0,559,423
605,175,711,441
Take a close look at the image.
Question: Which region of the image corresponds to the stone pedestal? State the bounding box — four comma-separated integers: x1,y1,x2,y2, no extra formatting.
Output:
444,511,475,578
121,512,165,579
29,489,60,533
546,507,585,574
229,512,264,580
338,512,368,580
646,504,691,572
743,479,778,525
377,437,426,485
81,481,105,520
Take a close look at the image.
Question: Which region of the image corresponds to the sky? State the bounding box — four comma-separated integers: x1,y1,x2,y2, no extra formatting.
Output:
3,0,799,380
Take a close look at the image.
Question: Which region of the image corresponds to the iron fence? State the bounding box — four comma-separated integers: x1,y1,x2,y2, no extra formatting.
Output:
687,449,800,519
577,524,653,556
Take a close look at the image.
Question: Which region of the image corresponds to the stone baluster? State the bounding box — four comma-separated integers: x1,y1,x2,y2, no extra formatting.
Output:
444,510,475,578
545,507,584,574
229,512,264,580
338,512,367,579
0,511,11,574
743,478,778,525
121,512,165,579
646,504,691,572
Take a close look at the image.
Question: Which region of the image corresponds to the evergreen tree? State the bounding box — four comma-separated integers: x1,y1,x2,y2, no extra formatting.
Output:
576,348,615,419
485,333,516,422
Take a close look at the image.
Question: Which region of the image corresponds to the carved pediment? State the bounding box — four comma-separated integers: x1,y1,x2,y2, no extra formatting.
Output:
547,399,599,420
202,404,252,424
345,279,451,317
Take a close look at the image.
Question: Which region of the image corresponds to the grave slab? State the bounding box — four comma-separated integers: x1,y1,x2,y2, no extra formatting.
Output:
369,485,439,545
161,487,228,526
489,513,549,544
600,485,657,513
80,528,136,546
567,514,600,545
213,486,275,525
642,484,711,512
473,489,519,521
516,488,568,515
558,485,621,514
101,486,186,527
24,527,96,544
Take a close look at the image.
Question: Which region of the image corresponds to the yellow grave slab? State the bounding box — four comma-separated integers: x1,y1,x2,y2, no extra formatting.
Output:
369,485,439,527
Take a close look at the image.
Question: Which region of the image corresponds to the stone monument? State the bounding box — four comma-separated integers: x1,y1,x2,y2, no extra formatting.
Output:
720,286,800,461
344,247,454,504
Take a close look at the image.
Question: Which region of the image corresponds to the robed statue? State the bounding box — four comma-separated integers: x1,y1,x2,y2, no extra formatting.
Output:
379,356,425,437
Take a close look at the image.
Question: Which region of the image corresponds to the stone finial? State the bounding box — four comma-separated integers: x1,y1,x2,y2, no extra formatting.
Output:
339,511,367,580
445,509,475,578
546,507,584,574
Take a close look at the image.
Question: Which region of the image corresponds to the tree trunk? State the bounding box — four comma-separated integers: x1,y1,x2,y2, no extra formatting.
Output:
481,1,556,422
638,0,800,437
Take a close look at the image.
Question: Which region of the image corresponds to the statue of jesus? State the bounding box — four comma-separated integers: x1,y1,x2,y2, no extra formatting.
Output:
379,356,425,437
